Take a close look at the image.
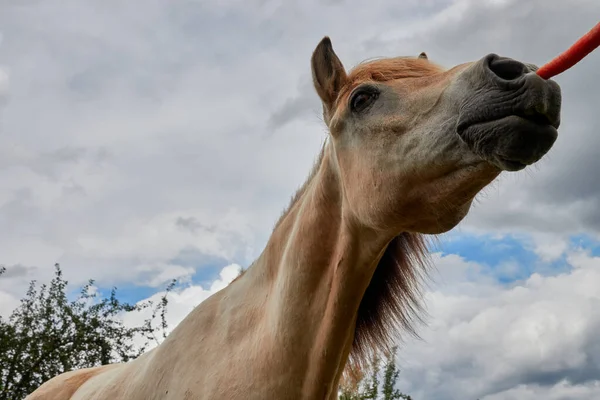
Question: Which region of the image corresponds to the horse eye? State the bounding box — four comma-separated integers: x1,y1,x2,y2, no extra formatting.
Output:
350,90,378,113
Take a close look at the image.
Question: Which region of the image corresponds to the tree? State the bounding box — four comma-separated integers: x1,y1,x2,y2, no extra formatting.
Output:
381,347,412,400
338,346,413,400
0,264,174,400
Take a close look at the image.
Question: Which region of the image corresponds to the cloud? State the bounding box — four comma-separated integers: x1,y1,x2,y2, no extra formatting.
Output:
0,29,7,105
482,380,600,400
0,291,19,318
268,75,321,130
1,0,596,292
0,0,335,298
120,263,242,344
0,263,37,279
0,66,7,104
136,264,195,288
394,248,600,400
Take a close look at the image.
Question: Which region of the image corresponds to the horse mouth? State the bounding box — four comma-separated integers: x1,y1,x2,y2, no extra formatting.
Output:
452,56,562,172
456,108,560,172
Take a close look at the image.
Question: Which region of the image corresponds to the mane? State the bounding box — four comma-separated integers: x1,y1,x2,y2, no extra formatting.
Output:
347,233,431,378
351,56,441,81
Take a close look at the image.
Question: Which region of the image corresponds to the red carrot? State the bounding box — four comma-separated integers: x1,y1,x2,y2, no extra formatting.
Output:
536,21,600,79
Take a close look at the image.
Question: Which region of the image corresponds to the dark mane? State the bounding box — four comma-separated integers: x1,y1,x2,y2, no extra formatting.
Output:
348,232,430,376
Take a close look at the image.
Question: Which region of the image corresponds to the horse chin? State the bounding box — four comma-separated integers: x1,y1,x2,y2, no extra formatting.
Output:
457,115,558,172
407,198,474,234
404,163,498,235
419,209,471,234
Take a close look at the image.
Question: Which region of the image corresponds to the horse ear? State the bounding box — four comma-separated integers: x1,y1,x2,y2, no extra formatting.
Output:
418,52,428,60
311,37,347,111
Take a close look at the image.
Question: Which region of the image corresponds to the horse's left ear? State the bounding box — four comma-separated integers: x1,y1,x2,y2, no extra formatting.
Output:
418,52,428,60
311,37,347,112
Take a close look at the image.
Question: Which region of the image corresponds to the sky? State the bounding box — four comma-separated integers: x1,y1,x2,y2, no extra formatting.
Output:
1,0,600,399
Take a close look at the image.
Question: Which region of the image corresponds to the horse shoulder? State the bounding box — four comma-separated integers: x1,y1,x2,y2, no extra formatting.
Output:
24,364,116,400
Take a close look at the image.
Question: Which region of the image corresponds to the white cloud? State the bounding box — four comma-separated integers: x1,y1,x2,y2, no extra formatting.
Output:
120,263,242,348
483,380,600,400
0,290,18,318
73,209,251,267
529,232,570,263
138,264,195,288
0,66,8,101
394,249,600,399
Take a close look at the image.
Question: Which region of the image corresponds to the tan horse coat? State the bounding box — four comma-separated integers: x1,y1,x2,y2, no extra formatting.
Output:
26,37,562,399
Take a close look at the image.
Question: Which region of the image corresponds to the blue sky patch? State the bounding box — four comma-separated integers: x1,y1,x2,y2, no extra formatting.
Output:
433,232,573,284
569,233,600,257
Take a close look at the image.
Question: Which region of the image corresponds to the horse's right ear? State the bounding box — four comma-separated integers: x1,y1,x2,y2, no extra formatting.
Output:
311,37,347,112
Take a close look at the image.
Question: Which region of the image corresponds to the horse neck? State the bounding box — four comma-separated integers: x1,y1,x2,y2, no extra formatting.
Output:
248,144,392,398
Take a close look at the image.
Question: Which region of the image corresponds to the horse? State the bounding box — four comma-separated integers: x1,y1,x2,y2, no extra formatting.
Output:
26,36,561,399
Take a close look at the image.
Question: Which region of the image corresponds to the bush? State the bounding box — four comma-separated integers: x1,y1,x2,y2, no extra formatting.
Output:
0,264,173,400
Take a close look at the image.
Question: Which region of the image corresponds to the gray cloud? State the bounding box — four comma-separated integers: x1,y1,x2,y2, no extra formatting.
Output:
0,264,36,279
0,67,7,107
268,77,321,130
176,216,207,233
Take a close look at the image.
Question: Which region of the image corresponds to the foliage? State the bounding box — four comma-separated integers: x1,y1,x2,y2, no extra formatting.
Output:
339,347,413,400
0,264,173,400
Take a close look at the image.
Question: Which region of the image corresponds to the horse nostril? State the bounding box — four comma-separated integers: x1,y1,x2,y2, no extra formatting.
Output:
488,57,527,81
